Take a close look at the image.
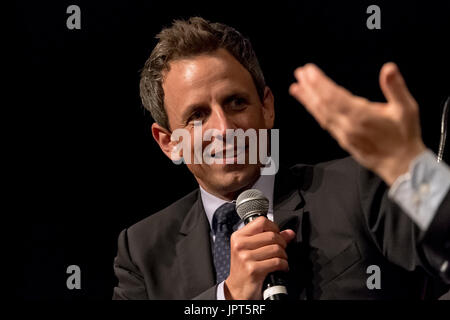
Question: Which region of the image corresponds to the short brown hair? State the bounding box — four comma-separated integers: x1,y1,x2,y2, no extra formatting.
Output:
139,17,266,130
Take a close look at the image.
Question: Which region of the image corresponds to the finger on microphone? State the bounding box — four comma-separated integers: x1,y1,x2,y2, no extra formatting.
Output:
280,229,296,243
239,231,288,250
240,216,280,235
253,257,290,277
251,244,289,261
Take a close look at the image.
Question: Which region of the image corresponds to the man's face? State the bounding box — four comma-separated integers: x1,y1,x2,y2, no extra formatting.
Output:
154,48,274,200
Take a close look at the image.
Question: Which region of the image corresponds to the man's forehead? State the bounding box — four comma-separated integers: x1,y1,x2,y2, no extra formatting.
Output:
162,49,255,106
163,49,250,89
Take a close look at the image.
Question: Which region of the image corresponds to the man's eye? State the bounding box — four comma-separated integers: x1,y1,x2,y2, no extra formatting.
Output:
230,97,247,110
188,110,207,123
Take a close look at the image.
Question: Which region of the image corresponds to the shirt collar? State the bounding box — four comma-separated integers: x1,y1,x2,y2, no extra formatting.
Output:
199,173,275,231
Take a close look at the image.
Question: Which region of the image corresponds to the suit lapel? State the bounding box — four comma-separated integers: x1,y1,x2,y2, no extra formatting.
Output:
273,167,305,240
273,167,309,299
176,192,215,299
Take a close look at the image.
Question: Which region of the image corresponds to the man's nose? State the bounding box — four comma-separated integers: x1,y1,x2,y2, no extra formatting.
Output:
205,106,236,138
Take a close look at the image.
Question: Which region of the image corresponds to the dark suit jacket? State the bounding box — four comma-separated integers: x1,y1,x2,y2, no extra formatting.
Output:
112,157,450,299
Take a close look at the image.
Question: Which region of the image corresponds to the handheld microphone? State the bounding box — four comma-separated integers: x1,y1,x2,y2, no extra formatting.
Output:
236,189,289,300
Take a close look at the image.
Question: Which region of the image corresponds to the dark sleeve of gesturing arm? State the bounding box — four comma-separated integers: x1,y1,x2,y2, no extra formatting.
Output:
112,228,148,300
420,192,450,282
358,151,450,285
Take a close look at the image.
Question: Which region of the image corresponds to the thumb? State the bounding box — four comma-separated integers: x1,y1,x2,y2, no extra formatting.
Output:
280,229,296,244
379,62,415,106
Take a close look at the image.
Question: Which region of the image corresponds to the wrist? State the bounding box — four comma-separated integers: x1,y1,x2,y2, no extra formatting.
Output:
376,141,426,186
224,278,263,300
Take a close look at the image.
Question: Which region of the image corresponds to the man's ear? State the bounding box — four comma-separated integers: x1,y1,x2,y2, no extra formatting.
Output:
262,86,275,129
151,122,174,160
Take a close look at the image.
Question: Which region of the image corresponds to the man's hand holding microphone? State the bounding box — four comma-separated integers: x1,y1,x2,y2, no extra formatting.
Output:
224,189,296,300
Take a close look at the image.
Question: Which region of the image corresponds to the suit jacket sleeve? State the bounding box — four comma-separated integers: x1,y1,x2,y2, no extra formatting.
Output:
358,165,450,286
113,227,219,300
192,286,218,300
112,228,148,300
421,191,450,283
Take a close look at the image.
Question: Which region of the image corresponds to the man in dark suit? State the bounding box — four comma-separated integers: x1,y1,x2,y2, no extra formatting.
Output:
113,17,450,299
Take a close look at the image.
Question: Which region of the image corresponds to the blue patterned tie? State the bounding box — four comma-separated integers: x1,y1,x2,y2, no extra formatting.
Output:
212,202,241,284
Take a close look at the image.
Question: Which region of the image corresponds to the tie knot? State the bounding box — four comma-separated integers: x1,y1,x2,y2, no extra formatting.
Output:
212,202,240,235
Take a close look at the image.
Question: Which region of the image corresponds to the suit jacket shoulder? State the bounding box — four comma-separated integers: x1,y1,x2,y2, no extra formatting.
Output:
113,189,207,299
126,189,200,256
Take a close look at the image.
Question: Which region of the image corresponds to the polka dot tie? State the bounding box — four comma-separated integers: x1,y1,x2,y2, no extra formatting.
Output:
212,202,241,284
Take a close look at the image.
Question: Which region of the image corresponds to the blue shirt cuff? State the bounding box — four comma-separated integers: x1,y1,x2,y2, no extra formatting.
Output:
388,149,450,231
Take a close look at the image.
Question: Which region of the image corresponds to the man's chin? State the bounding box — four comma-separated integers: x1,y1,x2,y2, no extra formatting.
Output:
187,161,261,198
209,164,260,193
211,161,260,174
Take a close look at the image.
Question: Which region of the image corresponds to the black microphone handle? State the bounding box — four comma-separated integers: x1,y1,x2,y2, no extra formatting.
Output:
263,272,289,300
243,214,289,300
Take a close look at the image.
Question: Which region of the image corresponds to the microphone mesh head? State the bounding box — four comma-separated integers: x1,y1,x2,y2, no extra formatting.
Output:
236,189,269,221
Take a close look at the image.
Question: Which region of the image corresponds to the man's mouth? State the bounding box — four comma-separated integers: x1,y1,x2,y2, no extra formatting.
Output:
211,144,249,159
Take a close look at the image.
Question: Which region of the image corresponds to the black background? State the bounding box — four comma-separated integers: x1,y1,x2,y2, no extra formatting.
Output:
15,0,449,299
